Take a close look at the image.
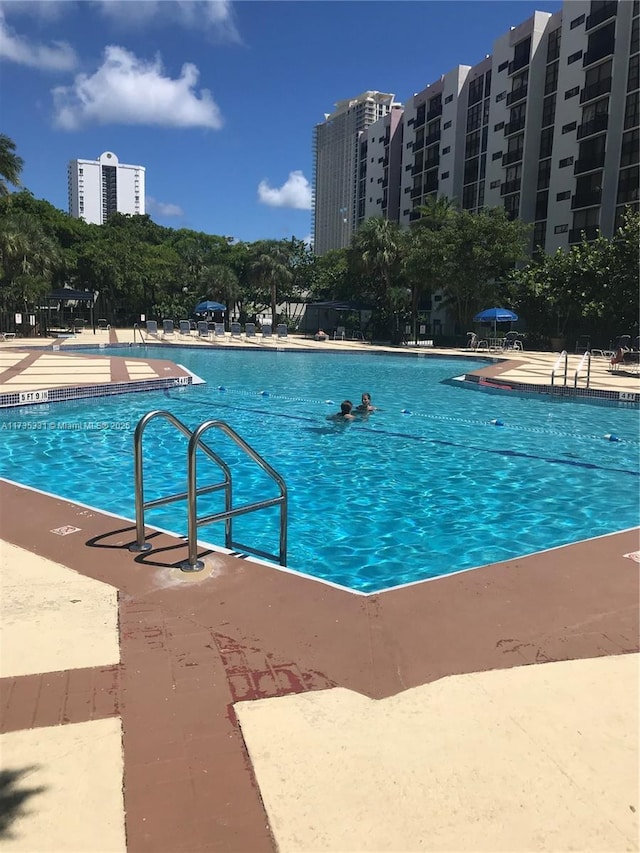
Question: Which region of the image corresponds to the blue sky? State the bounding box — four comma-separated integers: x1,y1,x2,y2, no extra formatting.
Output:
2,0,562,243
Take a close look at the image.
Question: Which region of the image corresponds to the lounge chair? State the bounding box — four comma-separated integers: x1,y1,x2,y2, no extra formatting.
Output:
261,323,273,338
502,331,523,351
197,321,209,339
276,324,288,339
97,319,110,331
230,322,242,338
333,326,345,341
179,320,191,336
162,320,175,336
214,323,226,338
575,335,590,354
245,322,256,338
0,332,16,341
146,320,158,336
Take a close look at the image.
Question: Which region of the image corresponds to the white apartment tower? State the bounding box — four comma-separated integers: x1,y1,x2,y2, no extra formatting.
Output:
68,151,145,225
312,92,397,255
314,0,638,256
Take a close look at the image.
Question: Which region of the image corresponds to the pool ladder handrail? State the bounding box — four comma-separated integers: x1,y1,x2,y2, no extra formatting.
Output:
132,323,144,346
573,349,591,390
550,349,568,391
129,410,287,572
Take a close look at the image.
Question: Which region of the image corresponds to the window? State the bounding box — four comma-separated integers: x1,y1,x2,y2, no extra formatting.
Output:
464,157,479,184
562,122,577,133
494,121,505,131
565,86,580,99
498,61,508,72
469,76,484,105
538,158,551,189
485,69,492,97
443,121,451,129
624,91,639,129
534,119,555,157
559,156,574,167
554,224,568,233
441,171,450,179
617,165,639,204
570,14,585,29
542,94,556,127
568,51,583,64
442,146,451,154
572,207,599,231
462,184,477,209
445,94,453,104
545,60,559,95
495,91,507,102
490,179,501,189
631,16,639,56
466,103,482,132
535,191,548,220
492,151,503,160
548,27,561,62
79,168,83,175
557,191,571,200
504,193,520,219
621,128,639,166
465,130,480,158
629,54,639,92
533,222,546,252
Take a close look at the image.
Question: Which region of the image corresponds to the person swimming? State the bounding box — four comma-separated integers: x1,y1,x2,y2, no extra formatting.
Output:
355,392,376,414
327,400,355,421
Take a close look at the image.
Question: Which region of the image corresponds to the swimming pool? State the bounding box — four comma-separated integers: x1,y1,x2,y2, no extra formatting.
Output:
1,346,638,592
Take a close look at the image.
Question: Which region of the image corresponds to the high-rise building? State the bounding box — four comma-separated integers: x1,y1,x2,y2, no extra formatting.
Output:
314,0,639,256
68,151,145,225
312,92,399,255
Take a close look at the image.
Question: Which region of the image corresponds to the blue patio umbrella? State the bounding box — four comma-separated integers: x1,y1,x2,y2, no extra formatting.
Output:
473,307,518,337
195,300,226,314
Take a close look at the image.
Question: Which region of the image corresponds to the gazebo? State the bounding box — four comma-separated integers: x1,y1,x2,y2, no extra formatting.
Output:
44,289,98,334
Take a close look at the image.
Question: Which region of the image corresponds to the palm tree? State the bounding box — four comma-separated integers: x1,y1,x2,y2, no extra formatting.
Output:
0,135,24,197
0,211,61,317
208,264,239,328
351,217,404,338
248,241,292,326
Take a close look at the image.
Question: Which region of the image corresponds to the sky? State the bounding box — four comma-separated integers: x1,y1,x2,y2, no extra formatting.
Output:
2,0,562,244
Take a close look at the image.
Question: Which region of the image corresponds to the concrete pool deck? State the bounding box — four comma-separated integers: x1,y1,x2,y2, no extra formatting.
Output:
0,330,638,851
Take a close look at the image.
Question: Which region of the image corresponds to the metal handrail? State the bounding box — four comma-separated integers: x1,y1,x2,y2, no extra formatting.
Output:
550,349,568,390
132,323,144,346
573,349,591,389
185,421,287,571
129,411,287,573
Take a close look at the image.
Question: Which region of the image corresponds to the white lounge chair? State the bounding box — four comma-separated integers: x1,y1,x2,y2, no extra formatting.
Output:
333,326,345,341
261,323,273,338
245,322,256,338
197,321,209,339
146,320,158,336
162,320,175,336
179,320,191,336
276,324,288,338
214,323,225,338
230,322,242,337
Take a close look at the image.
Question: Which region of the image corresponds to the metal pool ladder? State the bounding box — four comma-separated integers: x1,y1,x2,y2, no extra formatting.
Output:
129,410,287,572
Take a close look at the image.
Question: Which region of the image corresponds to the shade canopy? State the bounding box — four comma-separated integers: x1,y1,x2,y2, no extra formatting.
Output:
473,307,518,323
195,300,226,313
46,289,97,303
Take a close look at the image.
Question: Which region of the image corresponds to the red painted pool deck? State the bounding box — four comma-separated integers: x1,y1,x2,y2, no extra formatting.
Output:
0,332,638,851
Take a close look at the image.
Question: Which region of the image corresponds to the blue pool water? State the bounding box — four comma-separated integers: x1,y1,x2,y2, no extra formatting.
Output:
1,346,638,592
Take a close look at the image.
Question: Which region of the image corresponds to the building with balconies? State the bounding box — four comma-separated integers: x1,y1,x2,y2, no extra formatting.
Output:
68,151,145,225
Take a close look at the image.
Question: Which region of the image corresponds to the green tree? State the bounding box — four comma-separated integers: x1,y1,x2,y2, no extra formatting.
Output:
0,135,24,197
247,240,294,325
350,217,404,338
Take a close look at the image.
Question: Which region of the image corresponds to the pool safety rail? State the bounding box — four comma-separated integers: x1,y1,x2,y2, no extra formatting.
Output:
129,410,287,571
550,349,592,394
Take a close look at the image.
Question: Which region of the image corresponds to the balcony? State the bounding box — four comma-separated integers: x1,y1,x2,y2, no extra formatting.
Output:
500,179,522,196
424,155,440,170
585,1,616,31
410,186,422,199
425,130,441,147
583,40,615,67
508,54,530,75
574,152,605,174
579,77,612,104
411,163,422,175
571,188,602,209
382,177,389,188
504,116,526,136
424,175,439,193
576,113,609,139
427,104,443,121
409,210,421,221
412,138,424,152
414,112,425,129
502,149,524,166
506,85,528,107
568,225,599,243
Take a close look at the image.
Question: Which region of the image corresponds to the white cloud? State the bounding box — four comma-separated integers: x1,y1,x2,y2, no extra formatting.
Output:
257,171,312,211
147,196,184,218
52,45,223,130
95,0,241,41
0,7,77,71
